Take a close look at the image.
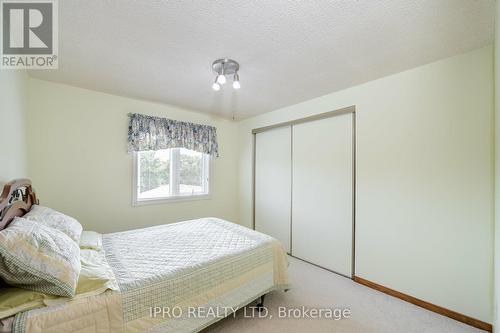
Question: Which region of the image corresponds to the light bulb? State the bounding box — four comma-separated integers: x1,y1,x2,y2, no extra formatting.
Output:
232,73,240,89
212,82,220,91
216,74,226,85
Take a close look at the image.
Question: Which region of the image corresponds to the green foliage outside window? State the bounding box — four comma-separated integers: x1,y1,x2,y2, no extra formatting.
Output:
139,150,203,193
139,151,169,193
180,153,202,186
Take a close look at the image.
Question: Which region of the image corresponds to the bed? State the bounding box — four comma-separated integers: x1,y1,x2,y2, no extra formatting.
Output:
0,179,290,333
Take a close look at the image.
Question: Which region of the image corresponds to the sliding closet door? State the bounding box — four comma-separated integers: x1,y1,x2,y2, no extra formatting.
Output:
292,113,353,276
255,126,291,252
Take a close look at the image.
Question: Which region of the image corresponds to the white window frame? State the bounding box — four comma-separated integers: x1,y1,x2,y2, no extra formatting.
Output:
132,148,211,206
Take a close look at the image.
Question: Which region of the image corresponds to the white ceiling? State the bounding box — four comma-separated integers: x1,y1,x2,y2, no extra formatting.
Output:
30,0,494,119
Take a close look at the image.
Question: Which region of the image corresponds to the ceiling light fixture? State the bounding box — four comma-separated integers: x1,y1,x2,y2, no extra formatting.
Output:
211,80,221,91
232,73,240,90
216,74,226,85
212,59,240,91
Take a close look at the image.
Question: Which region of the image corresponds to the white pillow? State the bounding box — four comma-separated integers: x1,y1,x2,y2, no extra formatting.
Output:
24,205,83,244
79,231,102,251
0,217,81,297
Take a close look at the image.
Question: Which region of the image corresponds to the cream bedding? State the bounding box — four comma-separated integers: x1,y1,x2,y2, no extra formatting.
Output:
0,247,118,320
9,218,289,333
79,231,102,251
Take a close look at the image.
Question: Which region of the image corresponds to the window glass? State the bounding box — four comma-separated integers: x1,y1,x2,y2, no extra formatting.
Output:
136,148,209,202
138,150,171,200
179,148,204,195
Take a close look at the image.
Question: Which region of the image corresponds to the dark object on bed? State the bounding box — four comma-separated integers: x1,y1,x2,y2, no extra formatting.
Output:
0,277,7,288
256,294,266,312
0,179,38,231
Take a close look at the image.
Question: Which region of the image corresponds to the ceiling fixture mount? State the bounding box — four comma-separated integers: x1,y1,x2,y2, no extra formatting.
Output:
212,59,240,91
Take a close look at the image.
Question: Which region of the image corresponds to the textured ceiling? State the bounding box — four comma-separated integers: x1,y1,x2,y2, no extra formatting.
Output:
29,0,494,119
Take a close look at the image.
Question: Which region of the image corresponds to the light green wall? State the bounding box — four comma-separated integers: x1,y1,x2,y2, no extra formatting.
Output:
238,46,494,323
26,79,239,233
0,71,28,182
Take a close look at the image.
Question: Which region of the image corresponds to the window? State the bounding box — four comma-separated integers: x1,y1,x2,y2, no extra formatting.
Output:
134,148,210,204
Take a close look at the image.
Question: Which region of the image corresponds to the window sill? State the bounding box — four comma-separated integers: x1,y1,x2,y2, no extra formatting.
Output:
132,194,211,206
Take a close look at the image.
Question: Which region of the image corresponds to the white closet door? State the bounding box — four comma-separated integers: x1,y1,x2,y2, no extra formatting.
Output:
255,126,291,252
292,114,353,276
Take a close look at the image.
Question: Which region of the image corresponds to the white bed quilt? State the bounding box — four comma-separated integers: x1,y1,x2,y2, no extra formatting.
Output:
12,218,289,333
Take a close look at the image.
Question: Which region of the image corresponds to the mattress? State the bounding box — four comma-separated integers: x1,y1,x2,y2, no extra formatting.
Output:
10,218,289,333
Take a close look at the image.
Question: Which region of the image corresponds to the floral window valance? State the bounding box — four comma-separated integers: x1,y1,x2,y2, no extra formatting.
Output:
127,113,219,158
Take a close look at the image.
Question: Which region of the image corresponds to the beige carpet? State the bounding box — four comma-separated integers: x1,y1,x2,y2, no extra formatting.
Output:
204,257,487,333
